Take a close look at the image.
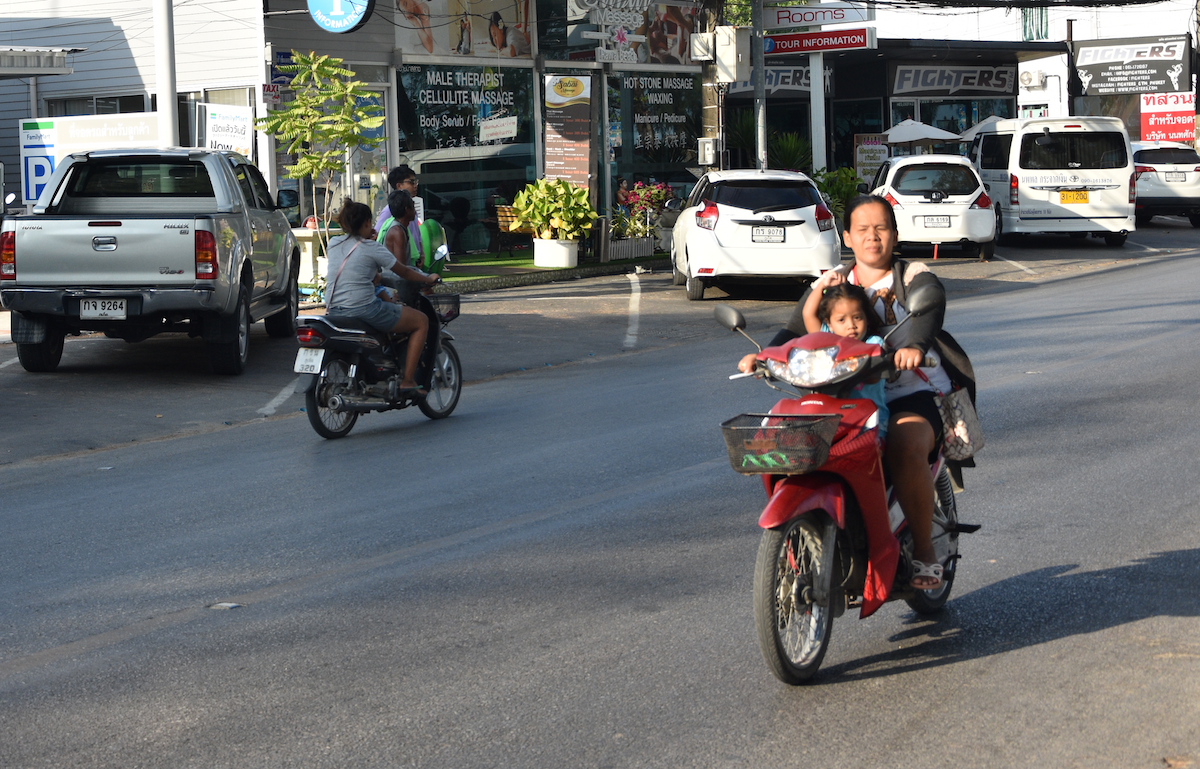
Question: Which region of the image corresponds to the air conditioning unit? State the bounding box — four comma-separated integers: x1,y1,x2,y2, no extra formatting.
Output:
1019,70,1047,88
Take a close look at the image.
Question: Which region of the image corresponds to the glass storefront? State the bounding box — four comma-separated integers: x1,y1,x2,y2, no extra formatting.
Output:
607,72,702,206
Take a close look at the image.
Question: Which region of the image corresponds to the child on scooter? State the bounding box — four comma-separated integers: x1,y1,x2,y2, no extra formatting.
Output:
810,282,889,441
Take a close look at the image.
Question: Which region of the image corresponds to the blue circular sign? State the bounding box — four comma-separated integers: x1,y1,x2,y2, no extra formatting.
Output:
764,36,776,54
307,0,375,34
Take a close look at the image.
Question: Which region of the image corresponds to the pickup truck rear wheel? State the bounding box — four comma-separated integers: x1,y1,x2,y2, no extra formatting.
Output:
265,265,299,338
209,286,250,375
17,327,65,373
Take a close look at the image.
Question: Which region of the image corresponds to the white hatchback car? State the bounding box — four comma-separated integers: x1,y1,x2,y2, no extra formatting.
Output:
865,154,996,260
669,170,840,300
1132,141,1200,227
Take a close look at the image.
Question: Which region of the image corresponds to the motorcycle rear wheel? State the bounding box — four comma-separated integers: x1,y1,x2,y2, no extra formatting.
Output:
754,515,834,685
905,466,959,614
306,358,359,439
418,340,462,420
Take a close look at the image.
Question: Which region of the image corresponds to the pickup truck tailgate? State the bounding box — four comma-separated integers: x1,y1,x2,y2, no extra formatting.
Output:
15,218,199,286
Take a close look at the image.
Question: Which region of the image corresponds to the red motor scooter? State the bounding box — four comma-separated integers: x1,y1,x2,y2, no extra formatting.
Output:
715,287,978,685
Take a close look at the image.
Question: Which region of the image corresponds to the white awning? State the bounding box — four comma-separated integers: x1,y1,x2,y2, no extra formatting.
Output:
0,47,82,79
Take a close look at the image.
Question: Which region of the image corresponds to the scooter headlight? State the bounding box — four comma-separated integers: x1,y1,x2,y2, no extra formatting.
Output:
764,345,868,387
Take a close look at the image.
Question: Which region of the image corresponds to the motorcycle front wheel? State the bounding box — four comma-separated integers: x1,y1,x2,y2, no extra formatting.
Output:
753,515,834,685
418,340,462,420
905,466,959,614
306,357,359,439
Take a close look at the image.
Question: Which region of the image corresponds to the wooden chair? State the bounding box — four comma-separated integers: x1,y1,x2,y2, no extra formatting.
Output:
495,205,534,256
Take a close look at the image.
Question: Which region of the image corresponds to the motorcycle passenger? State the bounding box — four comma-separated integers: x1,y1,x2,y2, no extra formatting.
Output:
739,195,973,591
810,283,889,442
325,199,439,398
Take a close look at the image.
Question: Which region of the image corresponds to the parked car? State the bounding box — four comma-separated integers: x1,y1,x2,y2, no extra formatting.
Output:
668,169,839,301
0,149,299,374
862,154,996,260
1131,140,1200,227
968,116,1135,247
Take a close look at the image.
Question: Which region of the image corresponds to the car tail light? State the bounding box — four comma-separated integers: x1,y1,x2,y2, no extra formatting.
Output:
696,200,719,230
1130,172,1137,204
971,191,992,209
296,326,325,347
883,192,900,208
1194,166,1200,173
195,230,217,278
0,231,14,279
1134,165,1154,181
815,202,835,231
1009,174,1019,206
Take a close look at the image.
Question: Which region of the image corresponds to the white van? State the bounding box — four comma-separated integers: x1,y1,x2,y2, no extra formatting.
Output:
969,117,1135,247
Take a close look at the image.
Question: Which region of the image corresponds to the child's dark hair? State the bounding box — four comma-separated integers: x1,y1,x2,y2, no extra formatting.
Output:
816,283,879,335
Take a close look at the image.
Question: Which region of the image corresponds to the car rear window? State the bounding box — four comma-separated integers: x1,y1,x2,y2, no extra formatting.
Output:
1019,132,1128,170
65,161,215,197
708,180,822,211
892,164,980,196
1134,147,1200,165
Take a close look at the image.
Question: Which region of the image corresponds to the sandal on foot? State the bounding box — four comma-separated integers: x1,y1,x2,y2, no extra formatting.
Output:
397,386,427,400
911,559,944,591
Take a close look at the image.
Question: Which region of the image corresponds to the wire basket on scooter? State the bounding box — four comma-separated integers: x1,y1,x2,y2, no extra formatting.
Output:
720,413,842,475
429,293,460,322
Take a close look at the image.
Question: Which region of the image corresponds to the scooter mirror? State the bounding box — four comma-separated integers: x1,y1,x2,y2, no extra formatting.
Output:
434,244,449,261
713,304,746,332
905,283,942,317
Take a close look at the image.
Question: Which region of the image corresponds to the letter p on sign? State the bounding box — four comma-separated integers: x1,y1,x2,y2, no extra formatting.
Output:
24,155,55,203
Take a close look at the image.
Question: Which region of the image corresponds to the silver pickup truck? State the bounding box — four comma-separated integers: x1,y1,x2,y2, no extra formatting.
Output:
0,149,300,374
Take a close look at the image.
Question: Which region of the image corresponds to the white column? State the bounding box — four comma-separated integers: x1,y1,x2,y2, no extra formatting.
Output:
153,0,178,147
810,52,826,173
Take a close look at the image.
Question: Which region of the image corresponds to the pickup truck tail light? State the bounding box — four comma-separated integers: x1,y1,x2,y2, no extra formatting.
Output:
0,231,15,279
696,200,719,230
195,230,217,279
814,203,835,231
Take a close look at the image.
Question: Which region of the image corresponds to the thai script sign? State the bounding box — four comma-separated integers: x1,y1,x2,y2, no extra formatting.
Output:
764,2,875,31
855,133,888,183
201,104,254,157
18,114,160,204
765,27,875,56
1075,35,1190,96
1140,91,1196,142
891,65,1016,96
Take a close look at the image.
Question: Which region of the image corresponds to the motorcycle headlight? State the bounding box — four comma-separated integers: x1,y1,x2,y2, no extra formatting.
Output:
764,345,868,387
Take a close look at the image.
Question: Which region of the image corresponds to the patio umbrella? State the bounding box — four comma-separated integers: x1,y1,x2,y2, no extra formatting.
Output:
957,115,1003,143
883,119,963,145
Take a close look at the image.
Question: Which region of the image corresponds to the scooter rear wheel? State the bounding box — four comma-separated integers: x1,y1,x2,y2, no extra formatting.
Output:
306,358,359,439
754,514,834,685
905,466,959,614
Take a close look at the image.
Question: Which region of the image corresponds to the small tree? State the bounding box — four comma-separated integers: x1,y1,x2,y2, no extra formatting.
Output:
256,50,385,255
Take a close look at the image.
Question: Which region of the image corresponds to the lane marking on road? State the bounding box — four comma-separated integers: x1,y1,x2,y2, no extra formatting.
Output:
1125,241,1162,254
0,357,19,369
623,272,642,349
258,378,299,416
995,255,1038,275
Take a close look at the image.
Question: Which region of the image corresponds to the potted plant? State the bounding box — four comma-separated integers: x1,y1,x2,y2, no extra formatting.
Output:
611,181,669,259
509,179,599,268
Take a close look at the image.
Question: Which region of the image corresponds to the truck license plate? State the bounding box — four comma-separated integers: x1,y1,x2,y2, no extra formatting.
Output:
1060,190,1089,204
1166,171,1186,182
751,226,785,243
923,216,951,228
294,347,324,374
80,299,126,320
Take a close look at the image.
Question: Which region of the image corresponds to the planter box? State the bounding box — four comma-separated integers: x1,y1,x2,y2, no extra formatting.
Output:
533,238,579,268
608,236,655,261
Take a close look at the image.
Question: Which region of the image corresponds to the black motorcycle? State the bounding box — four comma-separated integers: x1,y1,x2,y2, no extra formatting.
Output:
293,288,462,439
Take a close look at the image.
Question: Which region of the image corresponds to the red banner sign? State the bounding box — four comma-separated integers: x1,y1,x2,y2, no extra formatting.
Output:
765,28,876,55
1140,91,1196,141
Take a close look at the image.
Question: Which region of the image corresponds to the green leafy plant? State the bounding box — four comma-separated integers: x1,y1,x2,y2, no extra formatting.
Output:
813,166,862,220
769,132,812,174
510,179,599,240
255,50,384,253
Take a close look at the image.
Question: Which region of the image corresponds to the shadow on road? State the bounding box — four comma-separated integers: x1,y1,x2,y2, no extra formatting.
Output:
815,548,1200,683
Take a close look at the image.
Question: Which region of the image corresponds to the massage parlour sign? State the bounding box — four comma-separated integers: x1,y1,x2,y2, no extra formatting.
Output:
580,0,653,63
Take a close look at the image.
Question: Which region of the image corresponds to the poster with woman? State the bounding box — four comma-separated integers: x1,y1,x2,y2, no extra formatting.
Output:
394,0,534,59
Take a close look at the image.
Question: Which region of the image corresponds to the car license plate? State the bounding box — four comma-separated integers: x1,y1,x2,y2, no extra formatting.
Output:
1059,190,1089,204
80,298,126,320
294,347,324,374
1166,171,1186,182
923,216,951,228
752,226,785,243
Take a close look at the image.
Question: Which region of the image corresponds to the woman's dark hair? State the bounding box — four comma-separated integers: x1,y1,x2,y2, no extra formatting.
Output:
844,194,898,232
388,189,415,220
816,282,879,336
490,11,504,29
337,198,372,235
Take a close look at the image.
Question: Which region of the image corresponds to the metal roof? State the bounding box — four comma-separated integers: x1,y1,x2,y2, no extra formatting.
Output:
0,47,83,79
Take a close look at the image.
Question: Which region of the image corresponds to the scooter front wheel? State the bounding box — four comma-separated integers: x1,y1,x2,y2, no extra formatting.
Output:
753,514,834,685
306,357,359,439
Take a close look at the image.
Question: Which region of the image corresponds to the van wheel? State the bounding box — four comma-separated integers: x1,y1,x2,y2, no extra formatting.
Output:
1104,233,1127,248
995,209,1015,246
685,273,706,301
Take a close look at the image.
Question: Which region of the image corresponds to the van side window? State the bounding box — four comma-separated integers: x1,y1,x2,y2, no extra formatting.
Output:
980,135,1012,170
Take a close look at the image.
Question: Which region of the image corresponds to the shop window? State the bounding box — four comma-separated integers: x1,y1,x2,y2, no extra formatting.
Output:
204,87,251,107
891,100,916,127
46,94,146,117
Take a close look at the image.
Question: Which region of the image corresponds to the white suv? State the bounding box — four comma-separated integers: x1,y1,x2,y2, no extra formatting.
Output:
669,170,840,301
865,155,996,260
1132,141,1200,227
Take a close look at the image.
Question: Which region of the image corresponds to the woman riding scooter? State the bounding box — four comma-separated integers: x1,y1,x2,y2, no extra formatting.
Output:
738,195,974,590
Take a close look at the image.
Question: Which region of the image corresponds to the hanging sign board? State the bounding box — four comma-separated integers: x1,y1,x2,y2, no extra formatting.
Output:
765,27,875,56
764,2,874,31
1075,35,1190,96
543,75,592,188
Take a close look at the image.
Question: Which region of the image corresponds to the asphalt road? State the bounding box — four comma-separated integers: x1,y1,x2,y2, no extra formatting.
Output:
1,221,1199,767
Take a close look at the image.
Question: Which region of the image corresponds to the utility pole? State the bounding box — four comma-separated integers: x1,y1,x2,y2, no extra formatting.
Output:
153,0,178,147
751,0,767,169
